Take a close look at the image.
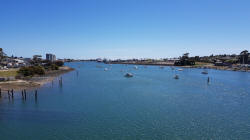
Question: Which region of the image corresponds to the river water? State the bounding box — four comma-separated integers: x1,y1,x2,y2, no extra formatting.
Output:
0,62,250,140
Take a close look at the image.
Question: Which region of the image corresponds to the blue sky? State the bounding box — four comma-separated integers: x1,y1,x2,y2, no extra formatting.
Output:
0,0,249,59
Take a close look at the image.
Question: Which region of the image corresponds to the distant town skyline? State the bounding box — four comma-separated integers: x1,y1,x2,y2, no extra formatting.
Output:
1,0,250,59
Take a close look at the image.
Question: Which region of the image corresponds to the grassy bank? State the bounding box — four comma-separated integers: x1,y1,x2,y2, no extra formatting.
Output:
194,62,213,67
0,69,18,77
0,66,74,91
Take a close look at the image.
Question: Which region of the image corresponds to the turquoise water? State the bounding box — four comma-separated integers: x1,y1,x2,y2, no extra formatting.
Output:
0,62,250,140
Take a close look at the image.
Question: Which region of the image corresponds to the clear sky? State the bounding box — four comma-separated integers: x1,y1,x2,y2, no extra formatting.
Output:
0,0,249,59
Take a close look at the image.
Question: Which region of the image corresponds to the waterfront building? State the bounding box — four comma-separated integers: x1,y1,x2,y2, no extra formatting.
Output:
33,55,42,61
46,53,56,62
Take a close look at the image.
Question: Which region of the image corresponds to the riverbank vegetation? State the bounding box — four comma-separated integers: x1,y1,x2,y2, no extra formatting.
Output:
18,66,45,77
17,60,64,77
0,69,18,77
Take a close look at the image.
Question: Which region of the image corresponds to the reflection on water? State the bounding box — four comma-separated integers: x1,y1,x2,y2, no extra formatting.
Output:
0,62,250,140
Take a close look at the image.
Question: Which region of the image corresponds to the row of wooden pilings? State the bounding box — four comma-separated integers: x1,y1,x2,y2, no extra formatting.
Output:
0,88,38,101
0,76,64,101
51,77,63,86
59,77,63,87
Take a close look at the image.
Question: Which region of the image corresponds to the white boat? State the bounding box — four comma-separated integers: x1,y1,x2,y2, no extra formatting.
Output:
104,68,108,71
201,71,208,74
134,66,138,69
178,69,183,71
97,59,103,62
124,73,133,78
174,75,179,79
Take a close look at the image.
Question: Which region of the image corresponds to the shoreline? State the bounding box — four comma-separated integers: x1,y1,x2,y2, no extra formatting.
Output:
108,62,250,72
0,66,74,92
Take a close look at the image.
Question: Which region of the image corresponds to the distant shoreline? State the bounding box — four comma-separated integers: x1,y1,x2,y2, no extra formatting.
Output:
108,62,250,72
0,66,74,92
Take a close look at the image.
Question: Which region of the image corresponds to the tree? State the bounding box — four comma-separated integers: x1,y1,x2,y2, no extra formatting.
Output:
174,53,195,66
239,50,249,64
55,60,64,67
0,48,7,61
18,66,45,77
194,56,200,61
182,53,189,60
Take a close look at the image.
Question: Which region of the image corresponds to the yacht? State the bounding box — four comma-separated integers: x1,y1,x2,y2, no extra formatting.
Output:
124,73,133,78
174,75,179,79
201,71,208,74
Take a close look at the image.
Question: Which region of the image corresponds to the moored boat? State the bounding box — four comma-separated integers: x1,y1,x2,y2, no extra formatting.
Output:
124,73,133,78
174,75,179,79
201,71,208,74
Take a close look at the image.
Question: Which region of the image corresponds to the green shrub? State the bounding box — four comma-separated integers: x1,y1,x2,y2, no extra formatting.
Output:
43,61,63,70
33,66,46,75
18,67,33,77
55,61,64,67
50,64,59,70
18,66,45,77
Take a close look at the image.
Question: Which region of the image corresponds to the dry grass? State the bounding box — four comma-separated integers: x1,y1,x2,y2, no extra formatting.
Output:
195,62,213,66
0,69,18,77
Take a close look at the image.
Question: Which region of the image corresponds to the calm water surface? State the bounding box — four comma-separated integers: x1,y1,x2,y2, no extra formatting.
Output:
0,62,250,140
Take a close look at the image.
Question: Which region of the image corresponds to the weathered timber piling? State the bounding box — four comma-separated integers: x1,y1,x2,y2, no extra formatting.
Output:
35,90,38,101
24,89,27,100
11,89,14,99
59,77,63,87
21,90,24,99
207,77,210,84
8,90,10,100
0,88,1,98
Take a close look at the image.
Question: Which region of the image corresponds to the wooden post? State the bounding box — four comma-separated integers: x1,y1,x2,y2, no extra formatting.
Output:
24,89,27,100
11,89,14,99
0,88,1,98
8,90,10,100
21,90,24,99
59,77,63,87
207,77,210,84
35,90,38,101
